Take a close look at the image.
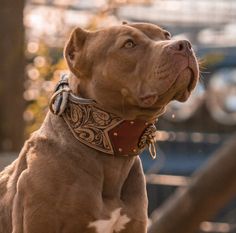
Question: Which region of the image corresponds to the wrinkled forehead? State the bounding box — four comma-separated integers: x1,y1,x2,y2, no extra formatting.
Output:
126,23,168,40
93,23,168,41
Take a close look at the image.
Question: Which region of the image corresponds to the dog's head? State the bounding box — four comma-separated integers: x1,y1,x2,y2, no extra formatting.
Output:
64,22,199,120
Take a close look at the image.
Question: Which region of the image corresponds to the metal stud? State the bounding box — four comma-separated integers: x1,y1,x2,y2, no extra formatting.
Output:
133,149,137,153
130,121,134,124
113,132,118,136
118,148,123,152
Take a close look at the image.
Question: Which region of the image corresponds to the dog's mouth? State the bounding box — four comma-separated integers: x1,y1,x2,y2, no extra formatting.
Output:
187,70,196,92
172,67,197,102
137,67,197,109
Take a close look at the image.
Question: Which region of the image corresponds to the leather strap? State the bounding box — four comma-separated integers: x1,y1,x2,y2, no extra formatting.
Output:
50,74,158,158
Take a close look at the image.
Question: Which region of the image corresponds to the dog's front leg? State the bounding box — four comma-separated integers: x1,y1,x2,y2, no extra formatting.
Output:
12,170,27,233
120,157,148,233
11,170,57,233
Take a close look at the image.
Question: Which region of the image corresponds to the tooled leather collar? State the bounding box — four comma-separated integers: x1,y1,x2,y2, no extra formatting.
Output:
50,74,157,158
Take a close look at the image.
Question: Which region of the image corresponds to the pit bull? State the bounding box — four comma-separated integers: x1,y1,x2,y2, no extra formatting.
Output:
0,22,199,233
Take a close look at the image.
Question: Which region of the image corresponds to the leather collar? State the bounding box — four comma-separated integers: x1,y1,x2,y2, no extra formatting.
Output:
50,74,158,158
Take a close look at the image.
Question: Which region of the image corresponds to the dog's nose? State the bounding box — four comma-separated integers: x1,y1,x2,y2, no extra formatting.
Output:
168,40,192,54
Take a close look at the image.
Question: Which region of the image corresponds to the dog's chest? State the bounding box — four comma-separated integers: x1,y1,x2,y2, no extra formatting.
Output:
88,208,130,233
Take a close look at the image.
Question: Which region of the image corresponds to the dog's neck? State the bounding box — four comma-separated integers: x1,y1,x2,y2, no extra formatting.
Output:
50,74,158,158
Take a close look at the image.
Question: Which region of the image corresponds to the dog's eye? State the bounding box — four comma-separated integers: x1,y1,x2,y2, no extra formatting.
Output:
123,39,136,49
164,31,171,40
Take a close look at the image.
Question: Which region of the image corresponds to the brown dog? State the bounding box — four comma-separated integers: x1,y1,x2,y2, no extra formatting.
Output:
0,22,199,233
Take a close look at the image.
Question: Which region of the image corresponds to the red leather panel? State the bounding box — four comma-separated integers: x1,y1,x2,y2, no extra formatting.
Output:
108,119,150,156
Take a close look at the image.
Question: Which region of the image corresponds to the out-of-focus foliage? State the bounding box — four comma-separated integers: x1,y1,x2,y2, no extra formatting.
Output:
23,1,122,135
24,41,67,135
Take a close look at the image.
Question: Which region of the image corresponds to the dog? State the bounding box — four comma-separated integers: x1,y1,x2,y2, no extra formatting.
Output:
0,22,199,233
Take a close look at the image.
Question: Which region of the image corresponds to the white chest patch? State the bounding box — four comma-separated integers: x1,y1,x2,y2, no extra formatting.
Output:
88,208,130,233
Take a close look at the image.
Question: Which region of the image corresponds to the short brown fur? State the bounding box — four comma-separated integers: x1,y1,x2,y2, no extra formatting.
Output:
0,22,198,233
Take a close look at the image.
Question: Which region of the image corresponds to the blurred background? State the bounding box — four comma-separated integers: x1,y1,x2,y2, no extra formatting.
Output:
0,0,236,232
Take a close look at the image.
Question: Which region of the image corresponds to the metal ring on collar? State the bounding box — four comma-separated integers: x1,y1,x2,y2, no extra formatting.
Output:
49,87,70,115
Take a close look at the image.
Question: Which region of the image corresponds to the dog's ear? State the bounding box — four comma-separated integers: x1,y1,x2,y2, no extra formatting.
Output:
64,27,88,77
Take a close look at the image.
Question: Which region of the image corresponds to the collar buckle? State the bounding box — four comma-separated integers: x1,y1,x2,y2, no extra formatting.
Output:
49,74,70,116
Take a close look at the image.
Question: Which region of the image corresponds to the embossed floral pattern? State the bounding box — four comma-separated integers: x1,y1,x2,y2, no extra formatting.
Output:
63,102,123,154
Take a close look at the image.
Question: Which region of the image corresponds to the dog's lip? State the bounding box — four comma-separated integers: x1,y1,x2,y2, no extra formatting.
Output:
173,67,198,101
188,67,198,92
136,67,195,107
134,63,198,108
